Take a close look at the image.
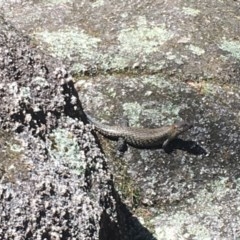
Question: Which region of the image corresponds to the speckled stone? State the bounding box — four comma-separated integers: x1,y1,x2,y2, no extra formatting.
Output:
0,15,142,240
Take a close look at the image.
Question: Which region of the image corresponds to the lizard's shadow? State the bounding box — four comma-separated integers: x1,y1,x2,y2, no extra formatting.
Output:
163,138,206,155
128,138,206,155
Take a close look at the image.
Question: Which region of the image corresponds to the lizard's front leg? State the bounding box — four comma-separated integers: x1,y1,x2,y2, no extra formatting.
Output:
116,137,128,157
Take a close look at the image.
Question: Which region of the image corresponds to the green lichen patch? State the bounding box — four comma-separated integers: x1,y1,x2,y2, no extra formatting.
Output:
118,24,174,56
33,29,101,60
122,100,181,127
219,40,240,60
150,177,240,239
103,55,130,73
122,102,142,127
142,102,181,125
154,212,211,239
48,128,85,175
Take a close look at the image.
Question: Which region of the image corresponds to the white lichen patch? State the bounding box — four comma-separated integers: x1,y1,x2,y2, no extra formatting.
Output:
10,143,24,152
32,77,49,88
165,52,185,65
219,40,240,60
8,82,19,95
91,0,104,8
187,44,205,56
19,87,31,98
182,7,201,16
45,0,72,4
33,29,101,60
118,24,174,55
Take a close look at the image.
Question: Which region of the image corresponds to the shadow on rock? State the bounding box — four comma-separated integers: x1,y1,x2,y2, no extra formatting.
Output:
100,186,157,240
164,139,207,155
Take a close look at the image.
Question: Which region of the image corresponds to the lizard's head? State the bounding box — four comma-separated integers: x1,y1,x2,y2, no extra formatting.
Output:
173,121,193,136
162,121,193,149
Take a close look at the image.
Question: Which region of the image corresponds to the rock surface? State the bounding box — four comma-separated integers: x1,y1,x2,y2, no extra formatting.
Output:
0,16,154,240
1,0,240,239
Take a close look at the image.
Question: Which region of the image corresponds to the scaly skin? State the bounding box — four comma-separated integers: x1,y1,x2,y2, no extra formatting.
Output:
87,114,192,149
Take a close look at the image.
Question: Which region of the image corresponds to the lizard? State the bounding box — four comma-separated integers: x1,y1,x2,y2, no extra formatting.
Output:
86,113,193,152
